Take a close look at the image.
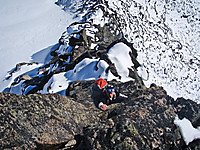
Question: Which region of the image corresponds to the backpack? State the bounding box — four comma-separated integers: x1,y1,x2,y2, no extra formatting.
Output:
93,78,108,89
90,78,108,98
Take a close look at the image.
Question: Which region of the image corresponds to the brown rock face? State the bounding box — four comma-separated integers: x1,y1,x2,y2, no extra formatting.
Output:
0,80,200,149
0,91,103,149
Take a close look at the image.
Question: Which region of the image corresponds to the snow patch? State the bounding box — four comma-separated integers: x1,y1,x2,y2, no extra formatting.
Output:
174,116,200,145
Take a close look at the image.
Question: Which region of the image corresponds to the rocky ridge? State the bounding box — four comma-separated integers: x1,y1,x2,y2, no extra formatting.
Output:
1,80,200,149
5,0,142,95
1,0,200,149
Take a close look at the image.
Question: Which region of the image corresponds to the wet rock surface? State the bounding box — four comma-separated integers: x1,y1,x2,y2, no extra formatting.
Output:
0,81,200,149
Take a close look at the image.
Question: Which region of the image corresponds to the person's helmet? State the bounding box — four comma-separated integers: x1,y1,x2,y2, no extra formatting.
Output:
106,85,115,93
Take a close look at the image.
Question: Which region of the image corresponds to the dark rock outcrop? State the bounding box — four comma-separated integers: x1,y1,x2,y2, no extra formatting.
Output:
0,92,103,149
0,80,200,149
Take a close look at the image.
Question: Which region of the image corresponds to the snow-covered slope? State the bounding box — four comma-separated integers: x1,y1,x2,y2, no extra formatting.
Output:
96,0,199,103
0,0,76,89
0,0,199,104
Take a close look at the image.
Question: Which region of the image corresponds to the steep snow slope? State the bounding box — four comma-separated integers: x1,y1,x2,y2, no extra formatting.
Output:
135,0,200,102
0,0,76,89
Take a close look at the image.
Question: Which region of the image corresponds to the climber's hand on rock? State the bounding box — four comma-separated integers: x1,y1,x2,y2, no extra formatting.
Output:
100,104,107,111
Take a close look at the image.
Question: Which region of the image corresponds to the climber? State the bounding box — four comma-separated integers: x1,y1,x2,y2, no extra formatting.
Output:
90,78,128,111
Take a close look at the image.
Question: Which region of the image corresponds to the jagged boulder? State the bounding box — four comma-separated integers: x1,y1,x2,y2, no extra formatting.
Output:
0,92,104,149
